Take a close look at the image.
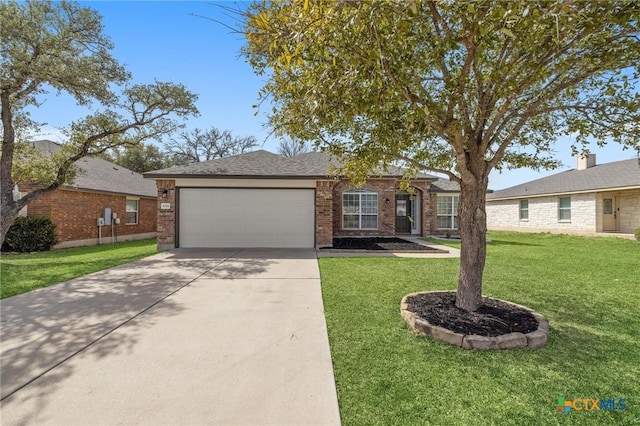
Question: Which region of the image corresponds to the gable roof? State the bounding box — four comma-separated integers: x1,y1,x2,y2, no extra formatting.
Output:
144,149,438,180
29,140,156,198
488,157,640,200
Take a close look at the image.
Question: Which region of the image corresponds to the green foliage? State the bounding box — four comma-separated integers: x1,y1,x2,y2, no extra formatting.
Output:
1,0,198,242
1,0,129,108
635,227,640,241
244,1,640,181
0,239,157,299
110,143,170,173
10,141,78,187
244,0,640,311
3,216,57,252
319,232,639,424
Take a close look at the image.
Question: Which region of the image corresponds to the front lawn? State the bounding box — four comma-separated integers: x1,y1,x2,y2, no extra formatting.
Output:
319,232,639,425
0,239,158,299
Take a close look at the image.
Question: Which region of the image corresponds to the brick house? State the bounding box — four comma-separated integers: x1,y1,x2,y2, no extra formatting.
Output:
486,155,640,235
16,140,157,248
144,150,460,249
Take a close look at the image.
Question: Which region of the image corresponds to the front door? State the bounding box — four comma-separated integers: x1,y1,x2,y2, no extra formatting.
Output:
395,194,412,233
603,197,617,231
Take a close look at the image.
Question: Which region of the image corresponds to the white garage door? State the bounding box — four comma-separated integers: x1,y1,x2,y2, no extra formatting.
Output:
178,188,315,248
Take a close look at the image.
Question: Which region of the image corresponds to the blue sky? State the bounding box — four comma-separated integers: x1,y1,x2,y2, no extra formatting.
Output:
31,1,637,189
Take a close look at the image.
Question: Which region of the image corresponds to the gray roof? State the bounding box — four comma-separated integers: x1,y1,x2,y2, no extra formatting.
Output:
488,158,640,200
430,178,461,193
144,150,317,178
144,149,437,180
30,140,156,198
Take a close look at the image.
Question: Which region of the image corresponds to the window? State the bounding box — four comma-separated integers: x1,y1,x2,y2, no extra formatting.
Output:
558,197,571,221
519,200,529,220
126,199,139,225
343,189,378,229
437,195,459,229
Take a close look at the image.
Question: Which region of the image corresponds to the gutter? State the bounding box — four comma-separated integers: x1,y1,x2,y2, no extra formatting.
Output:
487,185,640,201
143,173,437,181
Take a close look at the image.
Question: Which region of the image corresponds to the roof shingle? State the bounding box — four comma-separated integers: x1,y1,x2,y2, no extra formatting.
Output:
430,178,461,193
488,158,640,200
144,149,438,180
31,140,156,198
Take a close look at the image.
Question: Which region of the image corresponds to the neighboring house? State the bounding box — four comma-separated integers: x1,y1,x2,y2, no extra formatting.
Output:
143,150,461,249
16,140,157,248
486,155,640,235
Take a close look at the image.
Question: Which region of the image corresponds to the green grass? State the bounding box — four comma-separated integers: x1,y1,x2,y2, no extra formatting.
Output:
422,236,462,249
319,232,639,425
1,239,158,299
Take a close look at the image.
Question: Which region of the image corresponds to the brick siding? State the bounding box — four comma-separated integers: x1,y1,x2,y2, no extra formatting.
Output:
155,179,176,250
154,178,438,250
19,185,156,247
315,180,336,247
330,179,433,239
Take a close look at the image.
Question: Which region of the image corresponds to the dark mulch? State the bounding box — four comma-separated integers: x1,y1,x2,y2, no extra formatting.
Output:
324,237,434,251
406,291,539,337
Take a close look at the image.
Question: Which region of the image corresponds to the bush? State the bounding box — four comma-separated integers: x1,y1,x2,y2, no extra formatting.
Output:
635,227,640,241
3,216,58,252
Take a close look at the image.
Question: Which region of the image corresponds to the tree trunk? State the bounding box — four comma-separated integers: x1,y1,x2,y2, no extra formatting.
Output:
1,202,21,244
1,89,18,245
455,175,489,312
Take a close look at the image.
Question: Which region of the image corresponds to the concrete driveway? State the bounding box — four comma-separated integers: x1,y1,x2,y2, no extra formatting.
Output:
0,248,341,425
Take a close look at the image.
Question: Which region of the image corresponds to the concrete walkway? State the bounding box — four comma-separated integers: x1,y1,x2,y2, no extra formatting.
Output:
0,248,341,425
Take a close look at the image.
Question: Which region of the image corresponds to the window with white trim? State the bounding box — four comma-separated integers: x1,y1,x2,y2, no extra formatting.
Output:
342,189,378,229
126,199,139,225
519,200,529,221
558,197,571,222
436,195,459,229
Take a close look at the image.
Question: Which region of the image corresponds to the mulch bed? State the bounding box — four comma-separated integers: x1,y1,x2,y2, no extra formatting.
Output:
405,291,539,337
324,237,434,251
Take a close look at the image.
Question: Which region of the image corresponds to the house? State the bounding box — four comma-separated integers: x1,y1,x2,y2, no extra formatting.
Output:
486,154,640,235
16,140,157,248
143,150,461,249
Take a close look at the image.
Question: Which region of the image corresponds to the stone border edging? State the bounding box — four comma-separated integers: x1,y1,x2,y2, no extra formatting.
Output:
400,291,549,350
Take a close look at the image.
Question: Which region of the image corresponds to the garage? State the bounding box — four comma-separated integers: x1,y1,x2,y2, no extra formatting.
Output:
178,188,315,248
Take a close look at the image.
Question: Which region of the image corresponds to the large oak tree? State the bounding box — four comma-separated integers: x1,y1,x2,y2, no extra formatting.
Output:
1,0,198,242
243,0,640,311
163,127,258,166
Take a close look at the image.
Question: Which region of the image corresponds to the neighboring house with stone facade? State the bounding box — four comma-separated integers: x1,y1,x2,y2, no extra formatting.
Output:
144,150,461,249
486,155,640,236
15,140,157,248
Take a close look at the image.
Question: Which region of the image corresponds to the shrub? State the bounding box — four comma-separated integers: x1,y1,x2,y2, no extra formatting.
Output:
3,216,58,252
635,227,640,242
